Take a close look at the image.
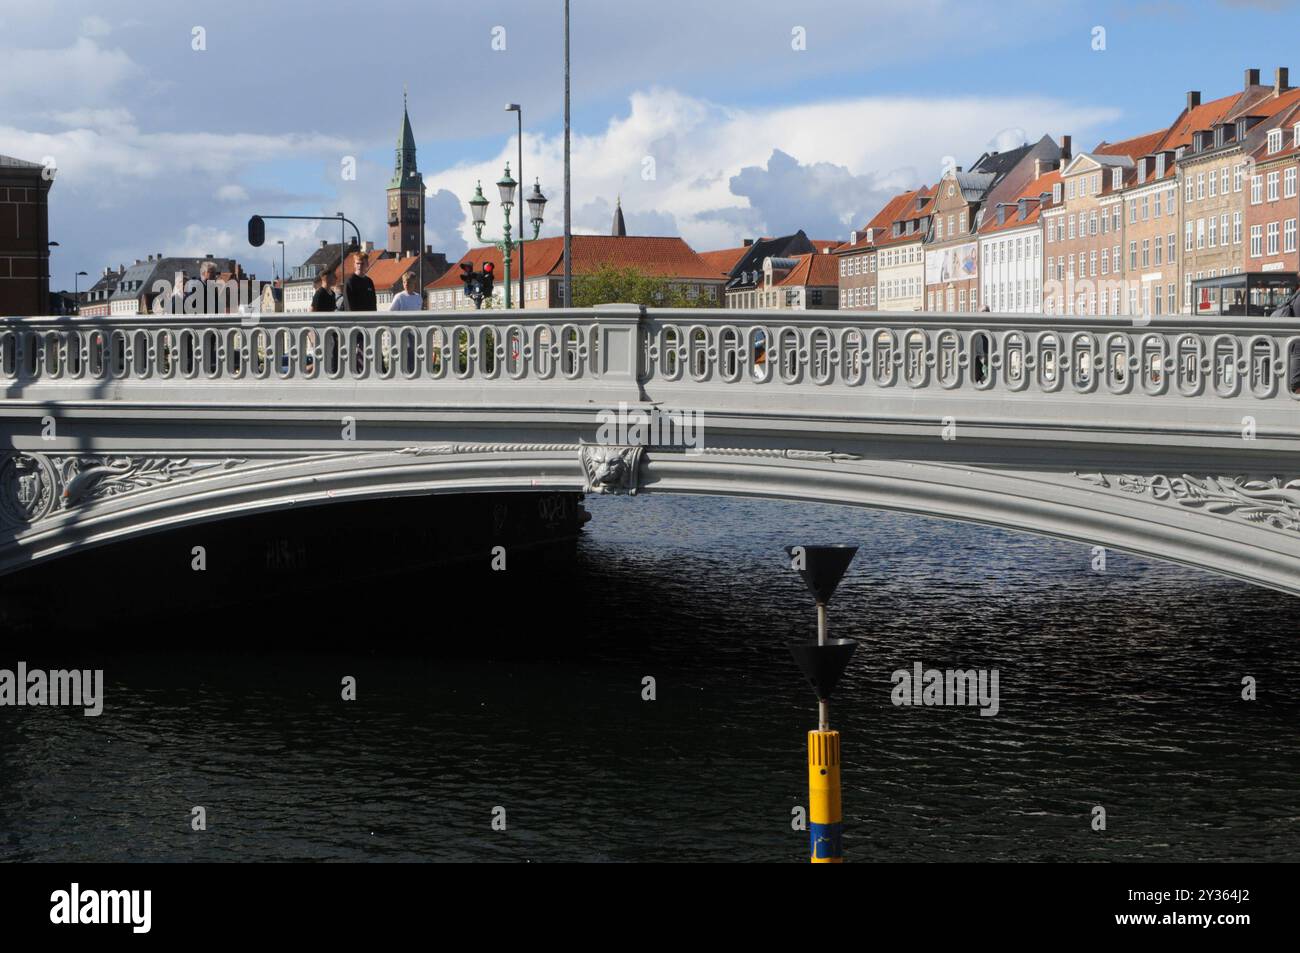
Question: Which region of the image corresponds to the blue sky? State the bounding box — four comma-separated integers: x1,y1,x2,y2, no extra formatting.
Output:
1,0,1296,290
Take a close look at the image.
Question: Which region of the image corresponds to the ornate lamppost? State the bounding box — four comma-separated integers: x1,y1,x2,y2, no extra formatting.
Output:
467,163,546,310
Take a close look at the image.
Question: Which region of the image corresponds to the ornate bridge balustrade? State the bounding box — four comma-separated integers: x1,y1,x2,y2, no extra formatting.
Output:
2,309,1299,403
4,306,1300,593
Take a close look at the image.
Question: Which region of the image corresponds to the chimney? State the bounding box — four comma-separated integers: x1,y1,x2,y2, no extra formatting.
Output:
147,254,154,262
134,259,142,265
1246,67,1261,89
426,244,432,255
363,241,374,253
1187,90,1201,110
1276,66,1291,95
743,238,754,246
1060,135,1072,161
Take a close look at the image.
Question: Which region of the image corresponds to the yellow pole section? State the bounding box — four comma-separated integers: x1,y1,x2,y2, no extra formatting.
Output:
807,728,843,863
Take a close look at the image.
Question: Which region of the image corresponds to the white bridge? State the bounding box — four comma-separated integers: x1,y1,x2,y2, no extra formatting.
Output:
4,305,1300,595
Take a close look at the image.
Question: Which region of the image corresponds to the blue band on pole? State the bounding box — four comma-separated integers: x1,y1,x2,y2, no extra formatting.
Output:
809,821,843,859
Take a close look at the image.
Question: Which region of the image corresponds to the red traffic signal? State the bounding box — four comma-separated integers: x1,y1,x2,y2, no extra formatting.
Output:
481,262,495,275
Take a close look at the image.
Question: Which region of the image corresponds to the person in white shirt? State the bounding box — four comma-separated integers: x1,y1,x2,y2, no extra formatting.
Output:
388,272,423,311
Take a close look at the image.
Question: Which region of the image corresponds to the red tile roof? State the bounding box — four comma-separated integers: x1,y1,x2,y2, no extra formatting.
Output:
429,235,724,289
1094,127,1168,160
696,246,749,277
775,252,840,288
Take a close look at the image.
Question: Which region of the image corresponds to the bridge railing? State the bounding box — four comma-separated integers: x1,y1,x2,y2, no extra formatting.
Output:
640,309,1300,401
2,307,1300,401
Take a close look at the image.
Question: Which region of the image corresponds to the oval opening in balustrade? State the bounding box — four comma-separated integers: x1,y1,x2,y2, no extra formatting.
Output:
779,328,800,381
843,328,867,383
428,327,444,375
1071,335,1094,388
971,331,991,385
1177,337,1201,391
45,331,63,377
936,330,959,386
904,330,927,385
1250,337,1275,394
323,329,342,377
203,329,221,377
0,331,15,376
1038,335,1060,387
750,328,769,381
1213,337,1238,391
481,326,498,376
1288,340,1300,396
348,328,367,377
691,327,709,379
562,325,582,377
110,330,128,378
66,330,83,377
719,327,741,380
275,329,293,378
251,328,271,378
1106,336,1128,388
88,331,107,378
454,328,469,376
132,330,149,377
400,328,419,377
662,326,680,377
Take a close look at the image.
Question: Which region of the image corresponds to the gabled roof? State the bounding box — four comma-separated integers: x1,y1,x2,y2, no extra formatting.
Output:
774,252,840,288
696,246,750,278
429,235,723,289
978,169,1061,235
1094,127,1168,160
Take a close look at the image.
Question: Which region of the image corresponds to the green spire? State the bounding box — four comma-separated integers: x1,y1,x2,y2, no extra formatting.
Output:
391,90,419,189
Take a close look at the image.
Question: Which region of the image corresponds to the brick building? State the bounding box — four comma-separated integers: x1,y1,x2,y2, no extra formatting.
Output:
427,235,725,310
1244,95,1300,294
0,155,53,316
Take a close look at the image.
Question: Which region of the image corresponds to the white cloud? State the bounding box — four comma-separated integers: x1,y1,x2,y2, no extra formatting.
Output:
423,87,1120,252
80,15,112,37
215,184,250,203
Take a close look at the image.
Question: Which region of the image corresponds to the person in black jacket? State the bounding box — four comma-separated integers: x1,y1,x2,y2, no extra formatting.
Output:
342,253,377,312
310,270,336,312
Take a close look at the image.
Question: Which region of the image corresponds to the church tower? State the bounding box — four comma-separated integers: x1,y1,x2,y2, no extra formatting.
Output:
387,92,424,257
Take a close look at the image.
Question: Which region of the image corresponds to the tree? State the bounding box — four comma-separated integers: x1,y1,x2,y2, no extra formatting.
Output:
571,265,713,308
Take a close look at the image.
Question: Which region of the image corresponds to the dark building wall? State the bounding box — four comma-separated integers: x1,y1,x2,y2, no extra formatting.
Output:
0,164,52,316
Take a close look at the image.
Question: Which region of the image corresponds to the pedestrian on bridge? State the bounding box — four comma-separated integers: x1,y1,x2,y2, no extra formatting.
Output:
388,272,423,311
310,270,336,312
342,253,376,313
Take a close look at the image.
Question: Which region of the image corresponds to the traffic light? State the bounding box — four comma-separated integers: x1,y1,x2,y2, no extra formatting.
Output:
480,261,495,298
247,215,265,247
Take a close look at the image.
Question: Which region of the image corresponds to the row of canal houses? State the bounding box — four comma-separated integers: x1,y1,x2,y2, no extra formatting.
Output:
828,66,1300,317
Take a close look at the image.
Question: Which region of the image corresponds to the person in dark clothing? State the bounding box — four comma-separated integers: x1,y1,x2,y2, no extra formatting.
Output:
310,270,336,312
342,253,377,312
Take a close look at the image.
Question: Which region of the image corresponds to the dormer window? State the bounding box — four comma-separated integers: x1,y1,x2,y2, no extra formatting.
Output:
1112,167,1123,190
1052,182,1062,203
1155,153,1166,178
1268,128,1283,153
1237,119,1248,140
1295,123,1300,147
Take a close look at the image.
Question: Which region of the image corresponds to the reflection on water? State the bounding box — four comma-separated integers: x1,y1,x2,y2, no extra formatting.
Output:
1,494,1297,862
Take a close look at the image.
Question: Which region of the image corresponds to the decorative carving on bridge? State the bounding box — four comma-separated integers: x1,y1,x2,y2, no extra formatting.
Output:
579,443,645,496
0,452,246,528
0,453,58,527
1074,472,1300,532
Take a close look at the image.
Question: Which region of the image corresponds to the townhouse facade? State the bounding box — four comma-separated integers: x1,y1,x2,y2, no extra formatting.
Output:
978,169,1058,314
1181,69,1297,311
1244,101,1300,290
875,187,934,312
1043,147,1134,316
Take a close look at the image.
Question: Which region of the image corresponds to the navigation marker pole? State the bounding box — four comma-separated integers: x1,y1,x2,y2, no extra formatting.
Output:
786,544,858,864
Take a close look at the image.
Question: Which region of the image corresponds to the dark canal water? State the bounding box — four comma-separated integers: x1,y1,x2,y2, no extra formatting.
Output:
1,494,1297,862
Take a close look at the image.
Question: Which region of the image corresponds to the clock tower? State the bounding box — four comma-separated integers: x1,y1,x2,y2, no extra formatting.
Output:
387,92,424,257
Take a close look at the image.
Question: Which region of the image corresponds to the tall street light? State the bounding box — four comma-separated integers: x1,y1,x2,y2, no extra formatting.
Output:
563,0,572,308
74,270,87,315
468,163,546,310
506,103,525,307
